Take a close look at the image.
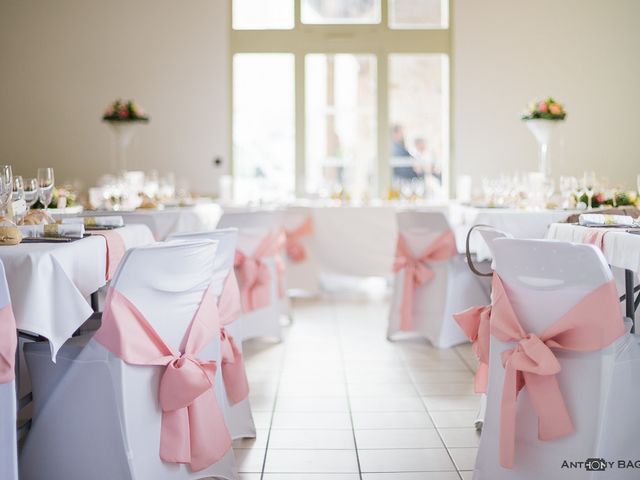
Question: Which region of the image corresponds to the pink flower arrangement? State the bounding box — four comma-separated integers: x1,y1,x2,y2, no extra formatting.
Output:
102,99,150,122
522,97,566,120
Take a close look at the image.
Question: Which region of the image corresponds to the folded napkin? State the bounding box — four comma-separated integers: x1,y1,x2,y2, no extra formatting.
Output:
578,213,635,227
19,224,85,238
62,216,124,227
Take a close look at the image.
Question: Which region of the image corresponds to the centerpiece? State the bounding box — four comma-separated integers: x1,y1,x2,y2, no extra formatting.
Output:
522,97,566,178
102,99,150,172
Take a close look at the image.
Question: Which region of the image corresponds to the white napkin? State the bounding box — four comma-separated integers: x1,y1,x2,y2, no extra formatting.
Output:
62,216,124,227
19,224,85,238
578,213,634,227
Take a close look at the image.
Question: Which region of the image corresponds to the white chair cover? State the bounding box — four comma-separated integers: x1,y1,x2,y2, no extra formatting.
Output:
217,211,285,341
21,240,238,480
475,238,640,479
283,206,320,296
0,260,18,480
167,228,256,440
388,211,489,348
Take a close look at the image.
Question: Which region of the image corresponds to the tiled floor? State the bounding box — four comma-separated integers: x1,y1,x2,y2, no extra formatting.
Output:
233,295,480,480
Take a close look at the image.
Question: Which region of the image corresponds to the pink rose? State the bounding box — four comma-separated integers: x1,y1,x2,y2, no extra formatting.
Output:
537,101,548,113
118,107,128,119
105,106,114,116
549,103,562,115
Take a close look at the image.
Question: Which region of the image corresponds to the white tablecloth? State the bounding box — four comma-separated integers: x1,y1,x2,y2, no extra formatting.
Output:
56,203,222,240
1,224,154,359
547,223,640,274
220,202,573,277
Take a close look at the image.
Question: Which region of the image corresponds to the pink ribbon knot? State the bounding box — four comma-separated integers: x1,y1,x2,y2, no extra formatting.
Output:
393,230,457,331
235,251,271,311
490,274,625,469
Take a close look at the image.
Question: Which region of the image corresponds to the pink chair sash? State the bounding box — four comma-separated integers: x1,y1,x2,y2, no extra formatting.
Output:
285,216,313,263
94,284,231,472
454,303,492,393
393,230,457,331
583,228,609,250
0,303,17,384
93,230,127,280
490,274,625,468
234,231,282,311
217,271,249,404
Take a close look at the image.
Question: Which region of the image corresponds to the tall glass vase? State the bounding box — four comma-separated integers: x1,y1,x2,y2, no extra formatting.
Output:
107,122,139,173
525,119,560,178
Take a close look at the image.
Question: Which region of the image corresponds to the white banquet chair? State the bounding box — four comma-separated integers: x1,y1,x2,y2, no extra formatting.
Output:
388,211,489,348
283,206,320,297
217,211,286,341
167,228,256,440
0,261,18,480
474,238,639,479
20,240,238,480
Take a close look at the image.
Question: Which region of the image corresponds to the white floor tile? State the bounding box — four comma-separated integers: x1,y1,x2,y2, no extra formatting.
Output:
264,449,359,473
355,428,443,449
349,396,425,412
438,428,481,448
275,396,349,412
271,411,352,429
362,473,461,480
429,411,478,429
422,395,480,411
268,429,355,449
448,448,478,471
358,448,456,472
352,411,434,430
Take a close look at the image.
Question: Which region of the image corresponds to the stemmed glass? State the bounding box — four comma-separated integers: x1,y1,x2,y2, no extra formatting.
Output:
559,176,578,209
582,171,597,210
0,165,13,219
12,175,25,224
37,167,55,210
23,178,39,208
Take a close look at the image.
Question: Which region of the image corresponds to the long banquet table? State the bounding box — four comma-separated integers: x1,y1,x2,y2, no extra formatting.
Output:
1,224,154,359
289,203,575,277
55,202,222,241
547,222,639,331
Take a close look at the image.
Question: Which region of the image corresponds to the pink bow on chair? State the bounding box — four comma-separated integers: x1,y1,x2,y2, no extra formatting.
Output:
217,271,249,404
393,230,457,331
490,274,625,469
234,232,281,312
94,284,231,472
285,217,314,263
0,303,17,384
453,302,492,393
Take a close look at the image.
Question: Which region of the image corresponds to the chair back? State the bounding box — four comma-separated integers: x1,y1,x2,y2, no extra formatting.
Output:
167,228,238,296
217,211,284,255
476,238,623,478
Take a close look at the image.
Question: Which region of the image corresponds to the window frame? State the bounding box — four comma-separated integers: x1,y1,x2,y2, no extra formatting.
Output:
229,0,453,198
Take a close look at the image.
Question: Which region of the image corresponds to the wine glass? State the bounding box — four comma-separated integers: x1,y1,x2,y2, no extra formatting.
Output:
0,165,13,218
23,178,39,208
583,171,596,210
12,175,25,224
559,176,578,209
37,167,55,210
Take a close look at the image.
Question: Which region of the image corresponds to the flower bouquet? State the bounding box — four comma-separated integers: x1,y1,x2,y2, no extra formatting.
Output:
522,97,566,177
102,99,150,172
522,97,566,121
102,99,149,123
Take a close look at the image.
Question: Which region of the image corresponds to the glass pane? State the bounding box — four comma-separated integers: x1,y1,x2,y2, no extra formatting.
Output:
233,54,295,202
306,54,377,200
389,54,448,199
302,0,381,24
233,0,294,30
389,0,448,29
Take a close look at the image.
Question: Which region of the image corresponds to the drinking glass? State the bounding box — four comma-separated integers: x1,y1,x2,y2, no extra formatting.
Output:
23,178,39,208
583,171,596,209
37,167,55,209
12,175,25,223
0,165,13,217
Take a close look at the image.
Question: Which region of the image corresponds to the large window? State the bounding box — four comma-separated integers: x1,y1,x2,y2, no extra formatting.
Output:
231,0,451,201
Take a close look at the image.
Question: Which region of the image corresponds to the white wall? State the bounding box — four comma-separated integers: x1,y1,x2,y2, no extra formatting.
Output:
2,0,639,195
0,0,229,194
453,0,640,191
